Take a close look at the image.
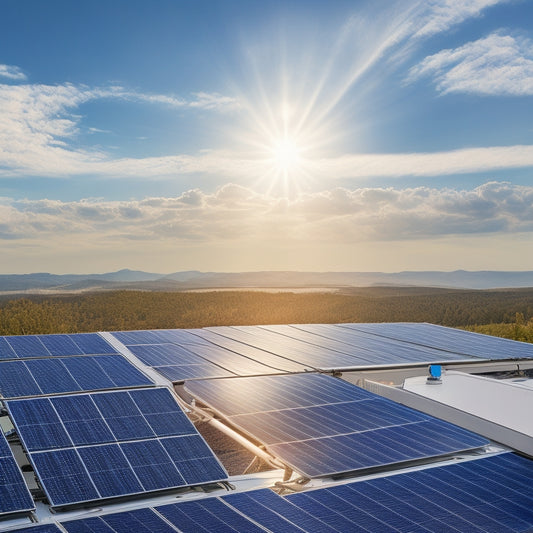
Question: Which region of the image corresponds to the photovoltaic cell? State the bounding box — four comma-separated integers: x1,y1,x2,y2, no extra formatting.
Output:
6,387,227,507
186,373,488,477
0,429,34,517
287,453,533,533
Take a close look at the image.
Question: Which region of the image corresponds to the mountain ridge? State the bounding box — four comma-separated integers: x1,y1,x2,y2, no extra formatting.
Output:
1,269,533,293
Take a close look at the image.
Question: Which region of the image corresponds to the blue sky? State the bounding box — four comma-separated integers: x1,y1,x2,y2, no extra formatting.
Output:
1,0,533,274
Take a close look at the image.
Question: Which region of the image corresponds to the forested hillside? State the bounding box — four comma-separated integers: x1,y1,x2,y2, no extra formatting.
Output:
1,288,533,341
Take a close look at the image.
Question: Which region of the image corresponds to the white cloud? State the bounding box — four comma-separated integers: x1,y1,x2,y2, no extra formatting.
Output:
3,182,532,246
408,32,533,95
413,0,511,38
0,64,27,81
1,79,533,182
0,81,240,178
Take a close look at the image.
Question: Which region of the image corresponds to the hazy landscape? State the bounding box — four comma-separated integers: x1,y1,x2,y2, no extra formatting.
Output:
2,269,533,294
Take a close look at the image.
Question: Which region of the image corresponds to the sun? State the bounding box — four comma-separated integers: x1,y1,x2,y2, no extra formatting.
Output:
270,137,302,174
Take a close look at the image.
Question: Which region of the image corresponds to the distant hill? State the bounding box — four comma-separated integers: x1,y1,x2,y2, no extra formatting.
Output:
1,269,533,294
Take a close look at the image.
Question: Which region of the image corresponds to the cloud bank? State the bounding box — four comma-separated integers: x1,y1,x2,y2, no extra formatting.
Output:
2,182,532,245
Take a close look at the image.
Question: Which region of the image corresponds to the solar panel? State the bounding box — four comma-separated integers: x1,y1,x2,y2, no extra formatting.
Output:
0,356,153,398
61,488,337,533
6,388,227,508
192,329,309,372
5,335,50,358
206,326,364,370
151,363,234,382
111,329,209,347
0,429,34,517
121,333,292,380
126,343,234,382
287,453,533,532
273,323,478,365
186,374,488,477
0,333,120,360
342,322,533,360
62,508,178,533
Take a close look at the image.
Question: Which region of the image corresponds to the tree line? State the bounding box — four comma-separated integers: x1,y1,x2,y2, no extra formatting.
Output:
0,288,533,341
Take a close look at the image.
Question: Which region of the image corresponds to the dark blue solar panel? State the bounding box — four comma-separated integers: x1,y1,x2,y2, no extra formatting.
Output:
154,363,234,382
161,435,227,485
0,430,34,517
287,453,533,533
61,517,116,533
77,444,143,498
127,343,207,366
8,388,227,507
60,356,116,390
94,355,153,387
187,374,487,477
156,499,265,533
24,358,81,394
186,373,373,416
38,334,83,356
0,356,153,399
111,330,168,345
63,508,179,533
32,448,100,506
0,361,42,397
71,333,118,355
6,335,50,358
120,439,186,491
222,489,339,533
51,395,114,446
92,391,155,440
0,337,17,359
7,398,72,451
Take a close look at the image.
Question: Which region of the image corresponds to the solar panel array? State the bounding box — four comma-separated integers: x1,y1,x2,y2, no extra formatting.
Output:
342,322,533,360
0,356,153,398
265,323,480,365
287,453,533,532
109,322,533,383
111,328,303,383
6,388,227,508
49,453,533,532
0,333,119,360
0,429,34,518
60,487,337,533
185,373,488,477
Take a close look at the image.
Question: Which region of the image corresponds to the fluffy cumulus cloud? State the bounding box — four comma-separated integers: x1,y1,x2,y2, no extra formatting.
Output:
2,182,532,245
408,32,533,95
